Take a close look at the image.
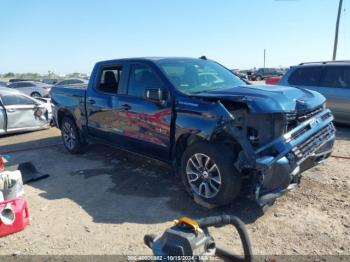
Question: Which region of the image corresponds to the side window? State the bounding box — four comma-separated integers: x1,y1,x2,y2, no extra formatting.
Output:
97,66,122,94
320,66,350,88
2,95,35,106
343,67,350,87
288,67,322,86
71,80,81,85
127,64,163,98
59,80,68,85
17,82,30,87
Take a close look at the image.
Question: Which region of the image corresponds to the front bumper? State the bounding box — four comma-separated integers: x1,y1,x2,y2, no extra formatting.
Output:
253,109,335,206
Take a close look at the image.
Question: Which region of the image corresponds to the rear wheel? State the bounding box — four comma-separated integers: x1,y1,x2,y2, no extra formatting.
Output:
31,92,41,98
61,117,85,154
180,142,241,206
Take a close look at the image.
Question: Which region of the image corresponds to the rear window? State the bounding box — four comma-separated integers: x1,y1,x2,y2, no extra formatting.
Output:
288,66,322,86
97,66,122,94
320,66,350,88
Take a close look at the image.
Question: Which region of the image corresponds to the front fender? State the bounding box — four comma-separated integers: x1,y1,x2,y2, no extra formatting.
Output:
174,98,230,142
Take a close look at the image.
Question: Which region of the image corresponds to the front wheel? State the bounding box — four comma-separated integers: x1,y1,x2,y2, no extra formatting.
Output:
31,92,41,98
180,142,241,207
61,117,85,154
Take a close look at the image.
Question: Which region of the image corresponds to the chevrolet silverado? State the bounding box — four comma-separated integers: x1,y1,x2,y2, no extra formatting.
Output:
51,57,335,207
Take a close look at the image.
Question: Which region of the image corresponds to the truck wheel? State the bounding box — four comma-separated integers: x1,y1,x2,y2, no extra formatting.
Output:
256,76,263,81
61,117,85,154
180,142,241,206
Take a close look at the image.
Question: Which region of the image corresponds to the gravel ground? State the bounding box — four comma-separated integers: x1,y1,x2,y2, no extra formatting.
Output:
0,126,349,258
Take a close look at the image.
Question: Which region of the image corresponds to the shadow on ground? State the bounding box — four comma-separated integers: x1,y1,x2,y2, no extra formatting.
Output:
4,136,264,225
334,124,350,141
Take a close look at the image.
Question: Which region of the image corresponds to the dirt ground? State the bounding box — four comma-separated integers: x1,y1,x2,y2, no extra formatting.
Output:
0,125,349,258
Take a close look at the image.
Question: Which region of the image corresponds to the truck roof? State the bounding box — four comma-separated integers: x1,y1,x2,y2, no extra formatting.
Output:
97,57,205,65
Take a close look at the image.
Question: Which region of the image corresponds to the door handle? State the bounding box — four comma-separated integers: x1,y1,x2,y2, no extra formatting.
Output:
7,108,16,113
87,99,96,105
121,104,131,111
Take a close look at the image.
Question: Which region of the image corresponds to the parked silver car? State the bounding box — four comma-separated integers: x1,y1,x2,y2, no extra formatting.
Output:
0,88,51,135
55,78,88,86
7,81,51,98
279,61,350,125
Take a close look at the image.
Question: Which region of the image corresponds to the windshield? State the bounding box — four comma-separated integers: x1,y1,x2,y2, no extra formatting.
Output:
158,59,246,94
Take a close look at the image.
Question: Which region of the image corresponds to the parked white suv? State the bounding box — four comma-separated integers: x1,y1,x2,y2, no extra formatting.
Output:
7,81,52,98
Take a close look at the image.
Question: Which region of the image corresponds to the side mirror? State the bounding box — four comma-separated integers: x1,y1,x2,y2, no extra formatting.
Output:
145,88,167,104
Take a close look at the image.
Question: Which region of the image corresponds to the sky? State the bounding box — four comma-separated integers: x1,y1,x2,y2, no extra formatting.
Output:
0,0,349,74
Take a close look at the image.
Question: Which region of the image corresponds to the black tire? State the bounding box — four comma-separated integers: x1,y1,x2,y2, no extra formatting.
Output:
31,92,41,98
61,117,86,154
180,142,241,206
256,75,263,81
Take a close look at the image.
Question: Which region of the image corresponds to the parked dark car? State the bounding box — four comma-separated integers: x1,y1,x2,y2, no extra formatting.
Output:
9,78,32,83
51,57,335,208
251,68,283,81
278,61,350,125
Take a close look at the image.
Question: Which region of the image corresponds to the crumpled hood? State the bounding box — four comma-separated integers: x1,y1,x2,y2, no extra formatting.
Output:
194,85,326,113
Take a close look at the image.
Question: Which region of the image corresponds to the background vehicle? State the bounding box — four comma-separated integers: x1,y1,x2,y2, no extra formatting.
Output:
7,81,51,98
8,79,32,83
265,76,282,85
42,79,58,85
0,88,51,135
279,61,350,125
251,68,283,81
0,81,8,87
231,69,249,80
55,78,88,86
52,57,335,208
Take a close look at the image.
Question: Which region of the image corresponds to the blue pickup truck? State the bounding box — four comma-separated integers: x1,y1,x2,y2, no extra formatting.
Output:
51,57,335,208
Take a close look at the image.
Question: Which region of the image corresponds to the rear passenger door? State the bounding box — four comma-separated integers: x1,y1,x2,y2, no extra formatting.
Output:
319,66,350,123
116,63,172,160
86,64,126,144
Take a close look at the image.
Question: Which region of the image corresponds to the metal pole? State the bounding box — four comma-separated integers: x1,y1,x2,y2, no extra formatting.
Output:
333,0,343,60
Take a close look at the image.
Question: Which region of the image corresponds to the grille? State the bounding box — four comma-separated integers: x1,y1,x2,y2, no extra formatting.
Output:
296,106,324,122
292,122,335,161
286,106,326,131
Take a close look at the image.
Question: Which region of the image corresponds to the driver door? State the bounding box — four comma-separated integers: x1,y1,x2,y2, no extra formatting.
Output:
115,63,172,160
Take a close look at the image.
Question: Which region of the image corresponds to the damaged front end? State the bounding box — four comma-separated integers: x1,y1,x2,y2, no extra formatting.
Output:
216,102,335,207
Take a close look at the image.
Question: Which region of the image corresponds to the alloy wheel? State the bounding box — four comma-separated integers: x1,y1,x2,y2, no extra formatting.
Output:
62,121,76,150
186,153,222,198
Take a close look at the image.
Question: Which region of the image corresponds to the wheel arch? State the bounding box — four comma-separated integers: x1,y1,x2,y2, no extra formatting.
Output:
57,109,77,129
174,131,242,171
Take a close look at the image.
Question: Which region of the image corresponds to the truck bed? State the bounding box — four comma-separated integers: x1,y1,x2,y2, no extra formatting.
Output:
51,85,87,128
